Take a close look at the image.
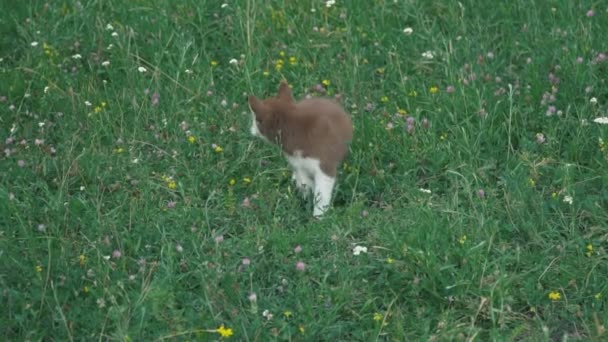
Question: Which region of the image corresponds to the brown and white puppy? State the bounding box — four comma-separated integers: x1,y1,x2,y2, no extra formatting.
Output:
248,81,353,217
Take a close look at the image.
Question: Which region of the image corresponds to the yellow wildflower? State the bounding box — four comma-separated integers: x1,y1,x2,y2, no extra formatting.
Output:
373,313,383,321
380,96,389,103
548,291,561,301
35,265,43,273
101,101,107,107
595,293,602,300
397,108,407,115
79,254,86,266
322,79,330,87
83,286,90,293
243,177,252,184
586,244,593,257
214,145,223,153
283,310,293,318
299,325,305,334
289,56,297,65
408,90,418,97
167,180,177,189
263,71,270,77
229,178,236,186
187,135,197,144
386,257,394,264
216,325,233,338
114,147,125,154
210,60,218,67
528,178,536,187
458,235,467,245
440,133,448,140
279,51,285,57
429,86,439,94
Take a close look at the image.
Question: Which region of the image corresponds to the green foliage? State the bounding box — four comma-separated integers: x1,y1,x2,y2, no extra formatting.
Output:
1,0,607,340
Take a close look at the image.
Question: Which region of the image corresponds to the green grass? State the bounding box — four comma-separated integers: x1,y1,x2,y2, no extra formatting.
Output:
1,0,608,340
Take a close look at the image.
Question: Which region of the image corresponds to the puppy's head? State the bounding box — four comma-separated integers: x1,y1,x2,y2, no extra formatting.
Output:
248,81,293,140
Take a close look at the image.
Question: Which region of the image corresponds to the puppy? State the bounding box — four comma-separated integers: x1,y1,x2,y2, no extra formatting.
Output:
248,81,353,217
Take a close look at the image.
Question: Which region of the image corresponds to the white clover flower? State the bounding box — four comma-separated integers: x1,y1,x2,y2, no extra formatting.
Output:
353,245,368,256
593,117,608,124
590,97,598,104
106,23,114,30
326,0,336,8
72,54,82,59
422,51,435,59
403,27,413,35
138,66,147,73
102,61,110,66
563,195,573,205
31,41,39,47
38,122,45,127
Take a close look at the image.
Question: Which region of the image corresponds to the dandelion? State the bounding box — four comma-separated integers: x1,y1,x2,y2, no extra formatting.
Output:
322,79,330,87
403,27,413,35
295,261,306,271
380,96,389,103
262,71,270,77
373,313,383,321
243,177,252,184
114,147,125,153
289,56,297,65
167,180,177,189
386,257,394,264
563,195,573,205
283,310,293,318
213,144,223,153
35,265,43,273
353,245,368,255
595,293,602,300
548,291,561,301
275,59,284,71
458,235,467,245
79,254,86,266
216,325,234,338
408,90,418,97
229,178,236,186
429,86,439,94
210,60,218,67
187,135,197,144
299,325,305,333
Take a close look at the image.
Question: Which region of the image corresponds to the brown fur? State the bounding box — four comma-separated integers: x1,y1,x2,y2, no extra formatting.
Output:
248,81,353,177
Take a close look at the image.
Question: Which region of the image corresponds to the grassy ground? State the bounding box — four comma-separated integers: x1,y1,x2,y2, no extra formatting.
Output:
1,0,608,340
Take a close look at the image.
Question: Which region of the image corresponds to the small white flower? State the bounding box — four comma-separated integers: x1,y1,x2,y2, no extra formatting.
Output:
138,66,147,73
419,188,432,194
102,61,110,66
106,23,114,30
403,27,413,35
221,3,228,8
563,195,573,205
44,86,50,93
326,0,336,8
38,122,45,127
31,41,39,47
80,186,85,191
131,158,139,164
590,97,598,104
10,123,17,134
24,93,31,98
111,32,118,37
229,58,238,65
353,245,368,256
422,50,434,59
185,69,193,74
72,54,82,59
262,309,273,320
107,44,114,50
220,99,228,107
84,101,92,106
593,117,608,125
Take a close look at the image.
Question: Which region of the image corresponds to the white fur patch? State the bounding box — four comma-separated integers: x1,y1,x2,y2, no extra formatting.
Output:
286,151,335,217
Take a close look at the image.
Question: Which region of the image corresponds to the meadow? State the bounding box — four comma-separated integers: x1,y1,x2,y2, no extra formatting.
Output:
1,0,607,340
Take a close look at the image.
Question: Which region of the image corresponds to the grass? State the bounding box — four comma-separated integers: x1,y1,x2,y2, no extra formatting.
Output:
1,0,607,340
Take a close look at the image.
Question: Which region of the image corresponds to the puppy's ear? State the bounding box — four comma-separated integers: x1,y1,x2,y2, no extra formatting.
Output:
277,81,293,102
